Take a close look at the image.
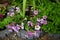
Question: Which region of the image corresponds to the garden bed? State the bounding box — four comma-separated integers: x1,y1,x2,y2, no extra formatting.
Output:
0,0,60,40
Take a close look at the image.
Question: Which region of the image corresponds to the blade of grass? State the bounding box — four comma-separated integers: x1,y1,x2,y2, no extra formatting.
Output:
33,0,35,10
23,0,27,17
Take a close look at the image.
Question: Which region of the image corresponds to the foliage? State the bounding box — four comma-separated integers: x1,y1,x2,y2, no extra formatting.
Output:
0,17,12,28
0,6,6,14
0,0,60,34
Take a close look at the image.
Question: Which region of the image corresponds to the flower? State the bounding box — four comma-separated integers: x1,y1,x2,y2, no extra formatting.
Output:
21,26,24,29
6,24,11,29
21,22,24,26
33,10,38,15
16,7,20,13
11,8,14,12
33,31,39,37
10,12,14,17
37,22,41,26
40,19,44,24
28,21,33,27
27,31,33,37
12,26,18,33
39,19,47,25
36,30,40,34
35,25,41,30
20,22,24,29
15,24,20,30
43,20,47,25
37,18,41,22
12,22,15,26
7,23,20,33
43,15,47,20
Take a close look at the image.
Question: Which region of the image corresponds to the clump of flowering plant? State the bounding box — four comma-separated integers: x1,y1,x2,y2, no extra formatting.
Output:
6,6,48,37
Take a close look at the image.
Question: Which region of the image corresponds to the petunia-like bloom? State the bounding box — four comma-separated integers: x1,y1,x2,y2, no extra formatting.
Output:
43,15,47,20
15,24,20,30
33,31,39,37
10,12,14,17
37,18,41,22
37,22,41,26
12,26,18,33
27,31,33,37
28,21,33,27
40,19,44,24
6,24,11,29
21,22,24,26
16,7,20,13
37,18,41,26
11,8,14,12
12,22,15,26
33,10,38,15
39,19,47,25
36,30,40,33
35,25,41,30
43,20,47,25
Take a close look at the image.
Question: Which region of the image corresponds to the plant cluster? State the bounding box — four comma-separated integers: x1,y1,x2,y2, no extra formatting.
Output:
0,0,60,34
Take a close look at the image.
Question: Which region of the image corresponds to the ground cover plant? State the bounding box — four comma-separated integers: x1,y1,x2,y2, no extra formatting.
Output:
0,0,60,35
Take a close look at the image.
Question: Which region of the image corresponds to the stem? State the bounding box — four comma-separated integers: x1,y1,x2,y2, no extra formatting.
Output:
23,0,27,17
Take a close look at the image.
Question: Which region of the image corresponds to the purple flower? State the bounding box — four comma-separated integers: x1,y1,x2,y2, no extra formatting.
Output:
15,24,20,30
43,20,47,25
37,22,41,26
36,30,40,33
43,15,47,20
6,24,11,29
37,18,47,25
27,31,33,37
40,19,47,25
11,8,14,12
33,31,39,37
10,12,14,17
28,21,33,27
37,18,41,26
40,19,44,24
37,18,41,22
33,10,38,15
12,22,15,26
12,26,18,33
